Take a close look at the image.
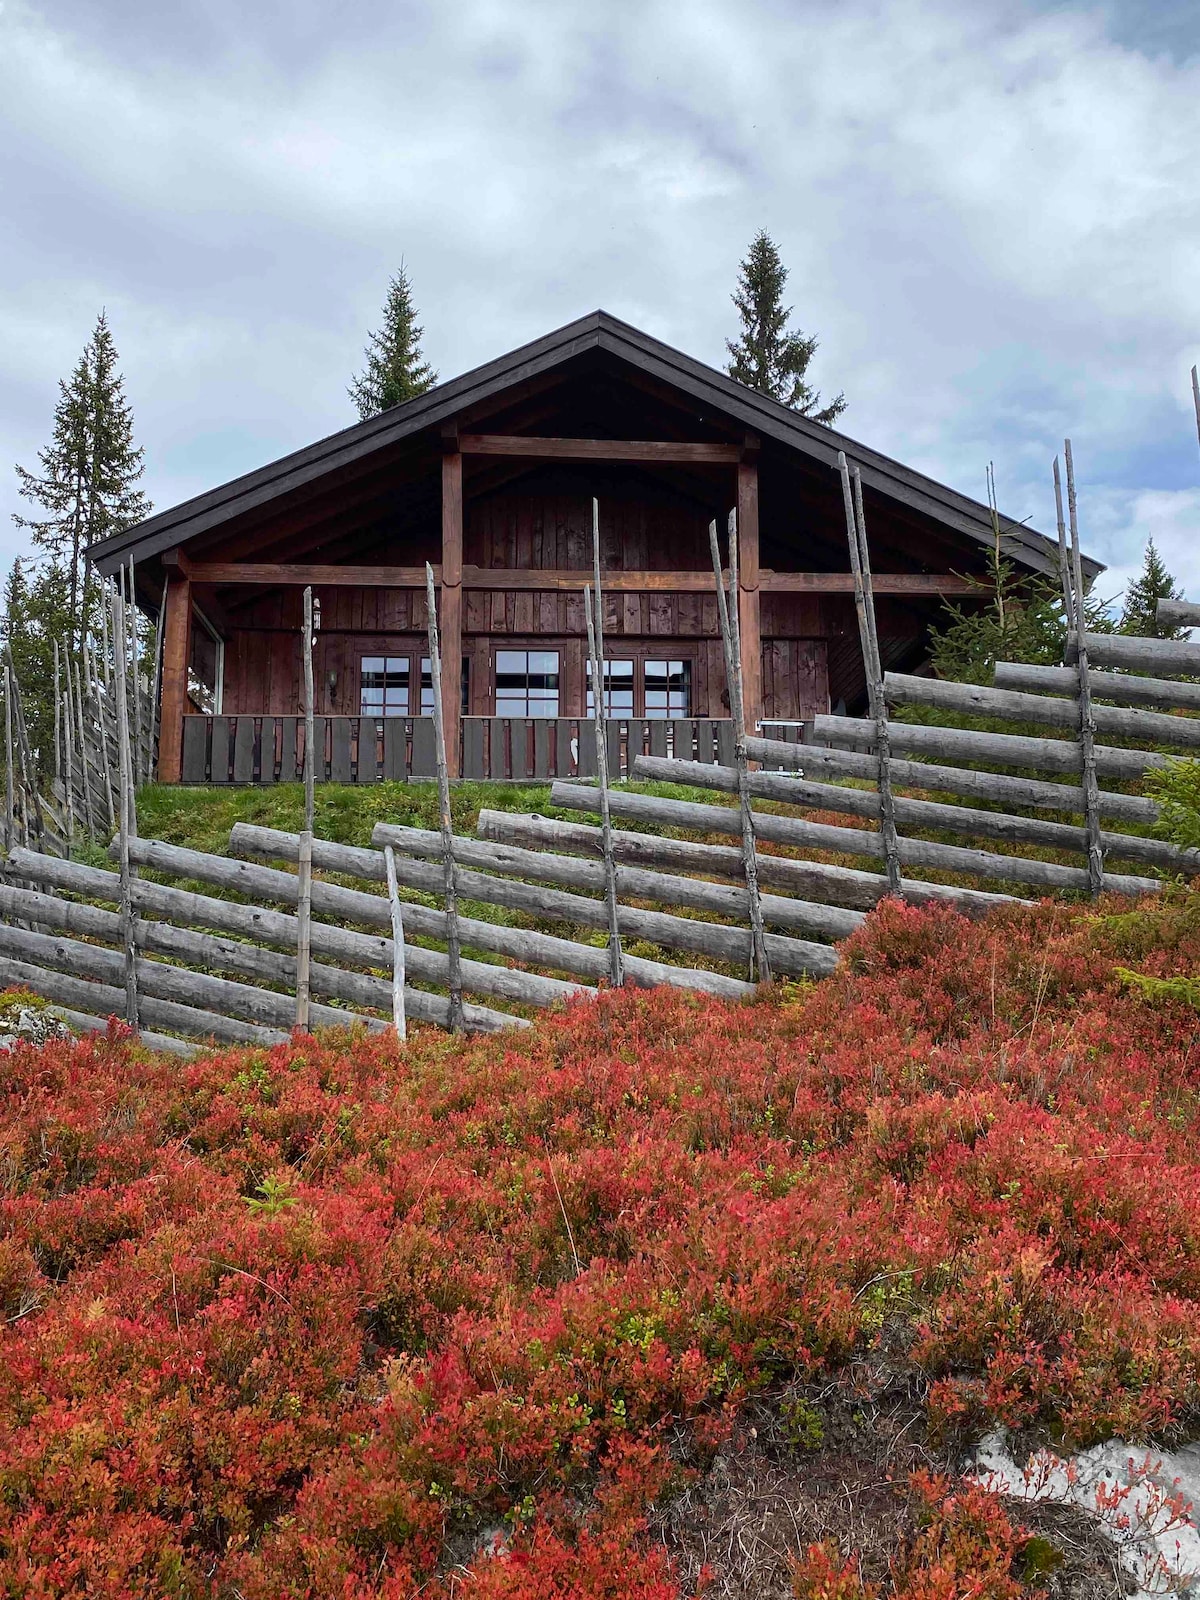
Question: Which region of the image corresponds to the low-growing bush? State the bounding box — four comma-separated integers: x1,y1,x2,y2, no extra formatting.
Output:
2,891,1200,1593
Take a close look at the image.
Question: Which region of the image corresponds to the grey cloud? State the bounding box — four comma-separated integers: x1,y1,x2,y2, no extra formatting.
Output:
2,0,1200,604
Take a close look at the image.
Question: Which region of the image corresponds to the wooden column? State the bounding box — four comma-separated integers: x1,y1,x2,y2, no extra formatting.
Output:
158,568,192,783
440,445,464,778
736,451,762,732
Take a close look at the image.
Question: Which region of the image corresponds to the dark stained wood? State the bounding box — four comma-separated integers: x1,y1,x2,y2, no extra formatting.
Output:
459,434,742,463
737,459,762,729
159,573,192,783
762,571,975,594
441,450,464,778
187,561,438,587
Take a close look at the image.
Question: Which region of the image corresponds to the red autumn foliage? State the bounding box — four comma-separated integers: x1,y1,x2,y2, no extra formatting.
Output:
1,893,1199,1595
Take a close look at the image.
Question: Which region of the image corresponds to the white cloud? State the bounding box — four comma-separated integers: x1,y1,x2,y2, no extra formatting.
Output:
1,0,1199,609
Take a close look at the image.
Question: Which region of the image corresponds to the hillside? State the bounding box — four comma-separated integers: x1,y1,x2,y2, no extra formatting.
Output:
3,888,1200,1596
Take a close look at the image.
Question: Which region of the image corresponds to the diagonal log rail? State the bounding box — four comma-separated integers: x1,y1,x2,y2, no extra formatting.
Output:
370,819,862,941
230,824,838,978
551,782,1022,914
884,671,1200,750
742,735,1160,827
994,660,1200,713
625,757,1196,874
108,835,753,1000
9,847,581,1012
812,715,1170,782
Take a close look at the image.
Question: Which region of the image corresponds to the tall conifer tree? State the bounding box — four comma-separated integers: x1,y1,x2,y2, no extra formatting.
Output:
13,311,150,651
349,265,437,418
726,231,846,423
1118,537,1186,638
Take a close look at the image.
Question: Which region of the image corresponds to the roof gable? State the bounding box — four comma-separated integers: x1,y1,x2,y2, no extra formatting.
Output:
90,310,1094,582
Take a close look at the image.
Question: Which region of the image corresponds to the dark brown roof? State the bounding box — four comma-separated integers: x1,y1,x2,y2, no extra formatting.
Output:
89,309,1097,582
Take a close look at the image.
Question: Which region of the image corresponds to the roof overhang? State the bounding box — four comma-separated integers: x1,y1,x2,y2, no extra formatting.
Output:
88,309,1100,584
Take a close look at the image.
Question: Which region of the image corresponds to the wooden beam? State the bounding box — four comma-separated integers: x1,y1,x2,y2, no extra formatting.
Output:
441,451,463,778
761,571,976,595
458,434,742,464
173,561,978,594
158,572,192,783
737,459,762,730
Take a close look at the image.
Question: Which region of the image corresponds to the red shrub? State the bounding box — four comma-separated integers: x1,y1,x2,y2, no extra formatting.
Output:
2,893,1200,1594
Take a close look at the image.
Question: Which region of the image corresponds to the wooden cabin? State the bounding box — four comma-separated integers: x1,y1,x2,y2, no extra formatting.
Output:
88,311,1085,784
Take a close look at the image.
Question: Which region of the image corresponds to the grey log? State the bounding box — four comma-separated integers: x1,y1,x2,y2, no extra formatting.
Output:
553,780,1019,914
0,920,391,1039
0,879,521,1034
884,670,1200,751
628,756,1197,874
51,1006,198,1058
995,660,1200,713
474,809,865,940
373,817,861,942
590,772,1159,896
743,734,1160,826
9,848,579,1014
97,836,753,1001
812,714,1169,781
1157,601,1200,630
1066,631,1200,678
0,952,289,1047
233,823,837,979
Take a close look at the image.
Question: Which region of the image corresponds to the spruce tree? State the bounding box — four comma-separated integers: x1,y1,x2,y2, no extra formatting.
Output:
13,311,150,650
1118,537,1186,638
349,265,438,419
0,556,71,778
725,231,846,422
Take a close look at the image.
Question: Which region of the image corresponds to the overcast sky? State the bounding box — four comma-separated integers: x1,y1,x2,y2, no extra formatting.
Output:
3,0,1199,607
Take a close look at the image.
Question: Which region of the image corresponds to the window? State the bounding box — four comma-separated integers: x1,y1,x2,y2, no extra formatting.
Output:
585,658,634,717
644,658,692,718
421,657,470,716
360,656,410,716
496,650,560,716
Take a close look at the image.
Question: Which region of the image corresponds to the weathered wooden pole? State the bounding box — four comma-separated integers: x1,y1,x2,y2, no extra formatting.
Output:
125,560,145,790
425,561,464,1029
295,585,316,1030
706,515,771,983
589,497,623,984
839,453,902,895
84,641,117,832
383,843,407,1040
73,649,99,839
111,587,139,1027
2,663,12,854
53,640,74,850
7,649,46,852
1056,446,1104,897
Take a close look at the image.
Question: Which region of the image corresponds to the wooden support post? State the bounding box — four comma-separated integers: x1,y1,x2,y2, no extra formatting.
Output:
158,569,192,784
149,576,168,783
295,585,315,1030
440,446,464,778
736,455,762,733
3,664,12,854
426,561,464,1029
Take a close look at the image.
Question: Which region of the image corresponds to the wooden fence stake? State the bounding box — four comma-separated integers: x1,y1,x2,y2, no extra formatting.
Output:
111,587,139,1026
295,585,316,1029
1055,447,1104,897
73,649,98,839
708,513,771,983
838,454,902,895
84,641,117,833
586,495,624,986
126,559,145,789
425,561,464,1029
383,843,407,1040
3,664,12,854
7,648,46,853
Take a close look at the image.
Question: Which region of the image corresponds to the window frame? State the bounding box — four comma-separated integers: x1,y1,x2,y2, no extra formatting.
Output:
358,650,468,718
584,651,695,719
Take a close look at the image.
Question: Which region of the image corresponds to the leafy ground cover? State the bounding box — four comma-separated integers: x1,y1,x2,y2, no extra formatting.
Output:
3,890,1200,1595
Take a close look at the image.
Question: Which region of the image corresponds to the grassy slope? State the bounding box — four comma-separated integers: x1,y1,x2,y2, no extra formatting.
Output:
1,891,1197,1596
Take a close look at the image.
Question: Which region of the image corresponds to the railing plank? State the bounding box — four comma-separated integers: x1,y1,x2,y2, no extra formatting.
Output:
331,718,353,782
510,718,529,780
383,718,406,781
279,717,297,783
463,717,485,779
411,717,436,778
181,718,209,783
533,719,552,780
233,716,256,783
210,716,231,783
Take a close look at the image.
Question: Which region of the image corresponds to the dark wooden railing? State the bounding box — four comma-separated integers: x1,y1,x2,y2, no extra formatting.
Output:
178,715,811,784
